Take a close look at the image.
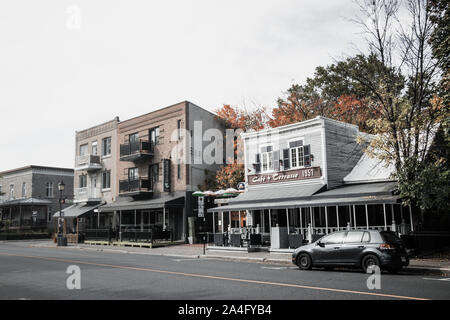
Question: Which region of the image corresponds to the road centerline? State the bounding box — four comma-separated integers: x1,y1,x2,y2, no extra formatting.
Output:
0,252,430,300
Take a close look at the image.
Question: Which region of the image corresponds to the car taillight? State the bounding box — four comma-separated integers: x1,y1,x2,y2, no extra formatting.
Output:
379,243,395,250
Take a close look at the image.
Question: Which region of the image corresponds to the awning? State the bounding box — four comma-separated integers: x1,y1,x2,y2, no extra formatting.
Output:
207,182,398,212
0,198,52,207
99,192,185,212
207,183,326,212
53,203,103,218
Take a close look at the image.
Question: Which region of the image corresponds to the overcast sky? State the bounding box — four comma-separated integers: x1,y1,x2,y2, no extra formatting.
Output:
0,0,367,172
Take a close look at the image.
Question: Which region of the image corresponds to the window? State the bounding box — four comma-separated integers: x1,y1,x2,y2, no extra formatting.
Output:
320,232,346,244
177,120,182,140
129,133,139,143
9,184,14,200
21,182,26,198
150,164,159,183
362,232,371,243
78,175,87,189
47,207,52,222
102,137,112,156
149,127,160,146
92,141,98,155
261,146,273,172
79,144,88,156
46,182,54,197
290,146,304,168
344,231,365,243
128,168,139,180
177,163,181,179
102,171,111,189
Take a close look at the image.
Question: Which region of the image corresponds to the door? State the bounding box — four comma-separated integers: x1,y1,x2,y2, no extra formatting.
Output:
312,231,346,264
339,231,367,264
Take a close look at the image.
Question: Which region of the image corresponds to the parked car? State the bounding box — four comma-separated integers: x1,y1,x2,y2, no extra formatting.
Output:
292,230,409,273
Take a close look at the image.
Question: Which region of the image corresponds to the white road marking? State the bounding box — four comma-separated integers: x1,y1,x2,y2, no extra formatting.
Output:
422,277,450,282
261,266,297,270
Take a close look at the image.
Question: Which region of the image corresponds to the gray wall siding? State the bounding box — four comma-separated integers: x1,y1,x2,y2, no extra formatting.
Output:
324,119,364,189
187,102,226,190
244,122,325,191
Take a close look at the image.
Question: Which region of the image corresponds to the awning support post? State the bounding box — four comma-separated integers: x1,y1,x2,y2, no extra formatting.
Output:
229,211,231,230
383,204,387,230
325,206,328,234
268,209,272,236
238,210,241,231
212,212,215,234
409,205,414,232
221,211,224,233
286,208,290,235
163,208,166,231
365,204,369,230
353,205,356,229
336,206,339,230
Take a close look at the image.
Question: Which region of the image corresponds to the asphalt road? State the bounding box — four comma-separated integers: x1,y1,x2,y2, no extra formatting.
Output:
0,241,449,300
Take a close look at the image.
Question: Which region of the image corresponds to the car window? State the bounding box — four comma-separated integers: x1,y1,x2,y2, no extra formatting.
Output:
344,231,364,243
362,232,370,242
380,231,402,244
320,232,345,244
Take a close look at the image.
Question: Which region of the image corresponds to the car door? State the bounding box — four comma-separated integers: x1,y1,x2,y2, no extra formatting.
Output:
313,231,346,264
339,231,367,264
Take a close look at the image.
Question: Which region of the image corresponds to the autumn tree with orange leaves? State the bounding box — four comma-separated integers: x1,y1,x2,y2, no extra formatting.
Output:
199,104,268,190
269,60,382,132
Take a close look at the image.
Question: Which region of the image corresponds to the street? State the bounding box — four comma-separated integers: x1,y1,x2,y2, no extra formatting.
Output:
0,241,449,300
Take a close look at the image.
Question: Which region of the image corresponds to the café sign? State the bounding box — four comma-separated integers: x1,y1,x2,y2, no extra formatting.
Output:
248,167,321,185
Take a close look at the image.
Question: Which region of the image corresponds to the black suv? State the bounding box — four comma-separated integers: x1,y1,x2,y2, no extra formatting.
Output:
292,230,409,273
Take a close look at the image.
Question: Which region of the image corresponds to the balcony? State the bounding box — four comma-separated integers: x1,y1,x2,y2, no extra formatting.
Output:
119,177,153,197
120,140,154,162
74,187,102,203
75,154,102,172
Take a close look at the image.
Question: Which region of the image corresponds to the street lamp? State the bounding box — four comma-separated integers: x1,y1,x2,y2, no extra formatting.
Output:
57,181,67,246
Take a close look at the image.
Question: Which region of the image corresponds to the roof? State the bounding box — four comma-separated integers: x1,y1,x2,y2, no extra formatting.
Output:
344,152,395,184
0,198,52,207
207,181,398,212
99,192,185,212
0,165,74,176
53,202,104,218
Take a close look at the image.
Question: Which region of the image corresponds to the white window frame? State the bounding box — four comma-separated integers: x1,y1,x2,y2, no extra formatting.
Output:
79,143,88,156
46,182,54,198
260,145,273,173
10,184,14,200
290,146,305,169
21,182,26,198
92,141,98,155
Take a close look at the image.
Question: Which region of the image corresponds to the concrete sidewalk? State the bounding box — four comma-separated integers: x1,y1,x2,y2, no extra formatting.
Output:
22,240,450,276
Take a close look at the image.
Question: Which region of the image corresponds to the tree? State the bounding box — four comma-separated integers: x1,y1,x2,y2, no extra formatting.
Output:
198,104,267,191
269,59,382,131
344,0,448,211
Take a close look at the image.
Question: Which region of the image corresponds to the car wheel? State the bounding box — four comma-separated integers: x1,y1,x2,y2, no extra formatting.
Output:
297,253,312,270
361,254,380,272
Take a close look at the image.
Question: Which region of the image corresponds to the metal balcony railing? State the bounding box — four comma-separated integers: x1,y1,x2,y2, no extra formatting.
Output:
75,154,102,171
119,140,154,161
119,177,153,195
